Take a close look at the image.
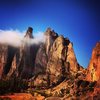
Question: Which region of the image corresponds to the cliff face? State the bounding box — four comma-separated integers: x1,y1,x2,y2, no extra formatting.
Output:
0,44,17,79
0,27,82,80
16,27,40,79
33,28,83,87
86,42,100,82
46,35,79,86
0,27,40,79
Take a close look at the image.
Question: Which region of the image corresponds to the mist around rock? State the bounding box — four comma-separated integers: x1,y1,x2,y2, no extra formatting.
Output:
0,29,44,47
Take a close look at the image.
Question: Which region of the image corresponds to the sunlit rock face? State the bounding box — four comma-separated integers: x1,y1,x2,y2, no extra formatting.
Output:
67,42,80,72
33,28,58,76
34,28,82,86
44,27,58,56
86,42,100,81
33,28,59,86
46,35,82,86
47,36,69,86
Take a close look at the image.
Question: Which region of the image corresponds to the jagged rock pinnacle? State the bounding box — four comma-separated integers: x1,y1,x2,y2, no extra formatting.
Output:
24,27,34,38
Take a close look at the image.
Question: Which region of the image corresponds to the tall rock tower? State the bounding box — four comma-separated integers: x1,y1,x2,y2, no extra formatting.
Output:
7,27,40,79
19,27,34,79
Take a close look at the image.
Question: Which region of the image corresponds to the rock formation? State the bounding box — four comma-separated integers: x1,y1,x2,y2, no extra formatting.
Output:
86,42,100,82
16,27,36,79
33,28,83,87
10,27,40,79
0,45,17,79
0,27,100,99
0,27,40,79
34,44,48,75
46,36,70,86
0,27,81,80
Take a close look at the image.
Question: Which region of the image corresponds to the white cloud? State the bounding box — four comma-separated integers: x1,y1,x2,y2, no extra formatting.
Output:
0,29,44,47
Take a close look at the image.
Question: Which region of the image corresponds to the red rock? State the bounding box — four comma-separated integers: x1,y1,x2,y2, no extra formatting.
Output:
0,93,34,100
86,42,100,81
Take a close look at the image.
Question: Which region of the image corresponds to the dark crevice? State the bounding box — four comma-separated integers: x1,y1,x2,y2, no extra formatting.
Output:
3,46,17,75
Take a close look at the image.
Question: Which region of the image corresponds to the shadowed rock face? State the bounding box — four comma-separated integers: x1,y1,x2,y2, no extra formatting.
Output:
86,42,100,82
17,27,37,79
10,27,40,79
34,44,48,75
0,44,18,79
0,44,8,79
0,27,40,79
3,46,17,77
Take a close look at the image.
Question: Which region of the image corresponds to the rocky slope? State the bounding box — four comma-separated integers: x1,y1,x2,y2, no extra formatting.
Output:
0,27,100,99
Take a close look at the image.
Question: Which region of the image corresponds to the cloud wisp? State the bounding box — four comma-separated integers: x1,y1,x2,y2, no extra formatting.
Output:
0,29,44,47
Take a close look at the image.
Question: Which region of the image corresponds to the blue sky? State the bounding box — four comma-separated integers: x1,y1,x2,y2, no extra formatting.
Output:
0,0,100,67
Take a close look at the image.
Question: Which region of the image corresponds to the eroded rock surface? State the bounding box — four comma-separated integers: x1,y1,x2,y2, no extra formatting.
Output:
86,42,100,81
33,28,83,87
0,27,100,100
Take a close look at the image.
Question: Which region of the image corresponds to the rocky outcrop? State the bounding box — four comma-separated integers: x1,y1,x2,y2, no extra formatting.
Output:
0,27,40,79
0,27,81,80
47,36,69,86
33,28,82,87
86,42,100,82
67,42,80,72
33,28,59,86
44,27,58,56
8,27,40,79
32,40,100,99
